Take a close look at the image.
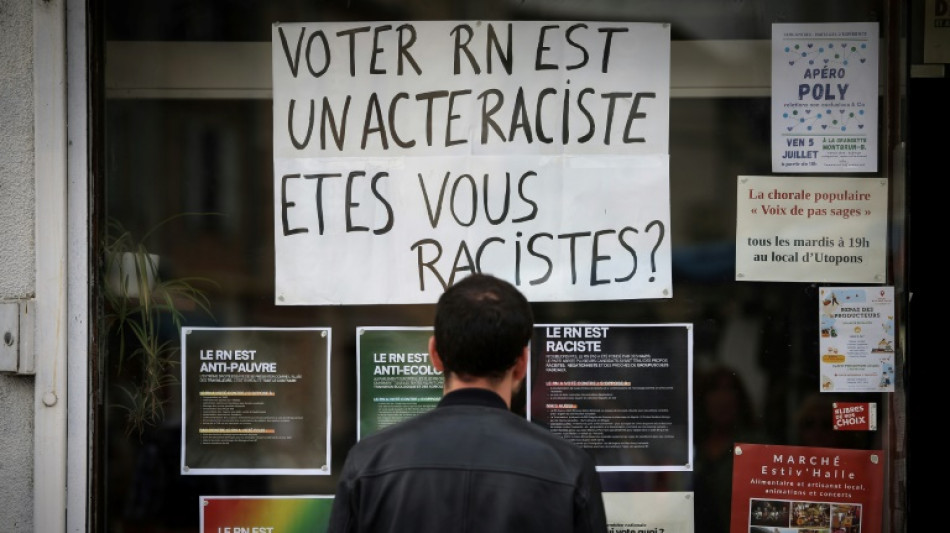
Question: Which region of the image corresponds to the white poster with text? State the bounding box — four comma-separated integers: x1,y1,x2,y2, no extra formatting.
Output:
604,492,694,533
735,175,886,283
819,286,895,393
272,21,671,305
772,22,879,173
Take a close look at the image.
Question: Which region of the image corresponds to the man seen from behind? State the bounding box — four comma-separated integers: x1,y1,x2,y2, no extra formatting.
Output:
328,273,608,533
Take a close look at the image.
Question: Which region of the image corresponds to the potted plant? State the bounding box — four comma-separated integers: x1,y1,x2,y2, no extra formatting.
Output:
102,213,217,437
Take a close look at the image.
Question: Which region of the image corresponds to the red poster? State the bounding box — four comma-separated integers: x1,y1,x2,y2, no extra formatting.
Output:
833,402,877,431
730,443,883,533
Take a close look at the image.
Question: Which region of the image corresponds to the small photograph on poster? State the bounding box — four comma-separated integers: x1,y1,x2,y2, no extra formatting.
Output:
749,499,792,527
604,491,694,533
730,443,883,533
818,286,894,392
529,324,692,472
356,327,440,440
830,502,863,533
199,495,333,533
181,327,332,475
747,499,861,532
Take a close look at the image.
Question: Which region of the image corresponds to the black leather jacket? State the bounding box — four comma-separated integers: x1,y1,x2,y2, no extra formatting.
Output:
328,387,608,533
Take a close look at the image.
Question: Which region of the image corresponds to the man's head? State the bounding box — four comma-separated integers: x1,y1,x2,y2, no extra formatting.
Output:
432,273,534,380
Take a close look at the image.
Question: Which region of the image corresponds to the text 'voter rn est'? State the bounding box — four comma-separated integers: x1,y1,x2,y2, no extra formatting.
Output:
200,350,259,360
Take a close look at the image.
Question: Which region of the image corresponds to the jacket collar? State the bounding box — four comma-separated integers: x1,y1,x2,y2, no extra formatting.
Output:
437,387,508,410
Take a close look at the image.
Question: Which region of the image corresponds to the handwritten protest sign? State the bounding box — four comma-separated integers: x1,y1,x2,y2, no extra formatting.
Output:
272,21,671,305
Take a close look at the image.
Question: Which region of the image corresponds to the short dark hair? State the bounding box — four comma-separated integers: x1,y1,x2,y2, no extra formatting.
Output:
433,273,534,379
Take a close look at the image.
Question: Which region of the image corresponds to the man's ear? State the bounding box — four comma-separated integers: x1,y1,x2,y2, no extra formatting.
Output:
428,335,444,372
511,347,528,382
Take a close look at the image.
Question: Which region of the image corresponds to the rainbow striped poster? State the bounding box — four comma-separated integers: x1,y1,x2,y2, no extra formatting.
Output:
200,495,333,533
